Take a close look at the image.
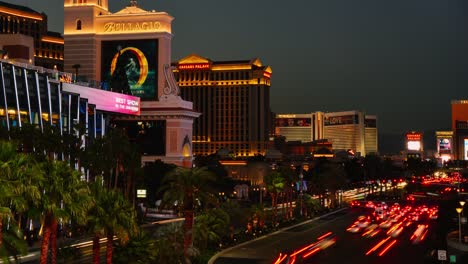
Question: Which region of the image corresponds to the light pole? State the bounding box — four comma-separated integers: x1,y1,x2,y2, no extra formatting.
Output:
456,207,463,243
460,200,466,239
299,173,304,216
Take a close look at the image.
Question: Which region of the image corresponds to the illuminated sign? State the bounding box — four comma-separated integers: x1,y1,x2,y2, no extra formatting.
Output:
263,72,271,78
277,114,297,118
103,22,161,33
465,139,468,160
407,141,421,151
276,118,311,127
324,115,358,126
406,133,422,141
178,63,210,70
101,39,158,99
137,189,147,198
437,138,452,153
62,83,140,115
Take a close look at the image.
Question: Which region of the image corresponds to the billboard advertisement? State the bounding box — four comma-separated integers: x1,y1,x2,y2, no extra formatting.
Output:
437,138,452,153
276,118,311,127
465,139,468,160
101,39,158,100
324,114,358,126
407,141,421,151
62,83,140,115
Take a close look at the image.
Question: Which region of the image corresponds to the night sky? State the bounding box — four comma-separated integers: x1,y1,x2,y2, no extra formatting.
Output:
4,0,468,152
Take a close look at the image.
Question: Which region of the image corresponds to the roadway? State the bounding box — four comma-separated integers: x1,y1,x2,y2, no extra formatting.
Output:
213,204,439,264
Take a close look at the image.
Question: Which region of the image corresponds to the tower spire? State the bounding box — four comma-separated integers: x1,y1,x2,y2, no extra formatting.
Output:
130,0,138,7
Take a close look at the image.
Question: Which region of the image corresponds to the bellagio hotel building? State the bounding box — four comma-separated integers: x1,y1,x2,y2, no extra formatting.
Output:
173,54,273,157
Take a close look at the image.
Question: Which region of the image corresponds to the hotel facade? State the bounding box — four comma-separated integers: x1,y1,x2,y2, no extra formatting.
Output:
275,110,378,157
0,1,64,70
452,100,468,160
63,0,199,167
172,54,273,157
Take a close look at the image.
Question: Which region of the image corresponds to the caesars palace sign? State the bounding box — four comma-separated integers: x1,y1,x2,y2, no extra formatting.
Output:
103,21,162,32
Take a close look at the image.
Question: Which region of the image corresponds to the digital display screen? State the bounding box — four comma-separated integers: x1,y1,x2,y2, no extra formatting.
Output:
62,83,140,115
438,138,452,152
465,139,468,160
101,39,158,99
407,141,421,151
324,114,359,126
276,118,311,127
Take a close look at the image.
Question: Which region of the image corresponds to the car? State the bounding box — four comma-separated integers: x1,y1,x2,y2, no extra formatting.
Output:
350,200,360,207
379,220,392,229
365,201,375,209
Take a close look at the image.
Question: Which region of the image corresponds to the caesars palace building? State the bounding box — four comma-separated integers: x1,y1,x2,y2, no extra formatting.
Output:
63,0,199,167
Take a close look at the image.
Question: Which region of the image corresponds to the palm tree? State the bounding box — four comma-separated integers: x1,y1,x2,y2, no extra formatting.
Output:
316,161,347,208
264,171,285,227
158,166,217,262
88,179,138,264
194,208,230,251
38,160,92,264
0,141,39,261
276,165,297,220
113,231,157,264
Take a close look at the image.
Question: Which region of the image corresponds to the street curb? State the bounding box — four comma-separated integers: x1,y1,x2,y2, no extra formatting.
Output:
207,207,348,264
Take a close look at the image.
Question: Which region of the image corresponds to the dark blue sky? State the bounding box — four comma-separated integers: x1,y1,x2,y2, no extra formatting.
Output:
6,0,468,137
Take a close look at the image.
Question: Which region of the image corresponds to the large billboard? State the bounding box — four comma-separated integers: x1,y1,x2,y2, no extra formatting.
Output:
406,132,422,151
101,39,158,100
465,139,468,160
62,83,140,115
276,118,311,127
437,138,452,153
324,114,359,126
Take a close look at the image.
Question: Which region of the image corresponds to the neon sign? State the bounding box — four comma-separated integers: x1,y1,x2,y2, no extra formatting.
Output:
178,64,210,70
263,72,271,78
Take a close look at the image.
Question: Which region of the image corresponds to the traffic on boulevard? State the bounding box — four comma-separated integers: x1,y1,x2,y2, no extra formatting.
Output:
273,200,439,264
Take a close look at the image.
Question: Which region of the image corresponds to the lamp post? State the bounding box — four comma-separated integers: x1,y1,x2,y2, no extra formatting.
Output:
456,207,463,243
460,201,466,239
299,173,304,216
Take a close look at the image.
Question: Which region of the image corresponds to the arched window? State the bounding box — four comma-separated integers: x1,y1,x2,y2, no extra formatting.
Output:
76,20,82,30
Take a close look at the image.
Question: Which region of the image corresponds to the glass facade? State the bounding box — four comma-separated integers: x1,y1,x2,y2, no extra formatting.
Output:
0,59,105,138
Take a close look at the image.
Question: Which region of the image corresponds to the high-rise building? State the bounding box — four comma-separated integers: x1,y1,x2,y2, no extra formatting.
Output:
451,100,468,160
364,115,378,155
323,111,367,156
173,54,273,157
63,0,199,167
275,112,324,142
0,1,64,70
275,110,378,156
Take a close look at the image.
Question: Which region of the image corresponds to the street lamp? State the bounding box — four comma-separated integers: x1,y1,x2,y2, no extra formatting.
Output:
456,207,463,243
299,173,304,216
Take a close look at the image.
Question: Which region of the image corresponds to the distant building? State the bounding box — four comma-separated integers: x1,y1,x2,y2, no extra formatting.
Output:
451,100,468,160
275,110,378,156
324,111,370,156
0,0,64,70
173,54,273,157
275,112,324,142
